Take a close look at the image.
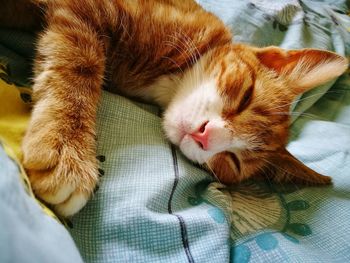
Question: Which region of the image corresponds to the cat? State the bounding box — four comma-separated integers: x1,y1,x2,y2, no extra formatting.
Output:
2,0,347,217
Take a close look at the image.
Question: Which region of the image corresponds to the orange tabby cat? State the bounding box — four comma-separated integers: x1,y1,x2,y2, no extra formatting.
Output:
3,0,347,216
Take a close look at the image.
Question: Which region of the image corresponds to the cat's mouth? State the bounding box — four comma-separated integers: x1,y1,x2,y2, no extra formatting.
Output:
177,134,209,164
193,139,205,150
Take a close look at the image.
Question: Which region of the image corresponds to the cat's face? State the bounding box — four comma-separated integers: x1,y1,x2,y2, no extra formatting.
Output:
163,44,347,185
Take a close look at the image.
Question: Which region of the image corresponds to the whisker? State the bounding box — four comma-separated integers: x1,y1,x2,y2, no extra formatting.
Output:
166,34,195,67
268,90,348,112
163,41,190,69
272,111,329,121
261,157,301,192
205,163,222,184
161,55,184,75
170,30,203,88
165,33,199,95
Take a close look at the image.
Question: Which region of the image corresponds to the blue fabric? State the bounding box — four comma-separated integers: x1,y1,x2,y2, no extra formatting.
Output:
0,145,83,263
69,93,231,262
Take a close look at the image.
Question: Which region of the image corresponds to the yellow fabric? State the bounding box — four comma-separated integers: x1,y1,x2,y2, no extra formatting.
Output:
0,63,59,220
0,73,31,159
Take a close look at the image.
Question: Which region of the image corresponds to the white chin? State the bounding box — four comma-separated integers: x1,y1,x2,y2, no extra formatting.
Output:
179,135,213,164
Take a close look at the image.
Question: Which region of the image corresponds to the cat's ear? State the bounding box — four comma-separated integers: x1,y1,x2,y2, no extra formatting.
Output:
255,46,348,94
267,148,332,185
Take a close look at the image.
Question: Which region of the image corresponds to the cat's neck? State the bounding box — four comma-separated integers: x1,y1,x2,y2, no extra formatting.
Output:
143,74,183,108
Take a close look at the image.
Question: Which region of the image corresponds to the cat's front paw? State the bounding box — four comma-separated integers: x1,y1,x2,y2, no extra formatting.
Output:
22,128,99,217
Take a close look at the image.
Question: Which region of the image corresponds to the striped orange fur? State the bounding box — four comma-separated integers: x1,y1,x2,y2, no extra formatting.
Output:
2,0,347,216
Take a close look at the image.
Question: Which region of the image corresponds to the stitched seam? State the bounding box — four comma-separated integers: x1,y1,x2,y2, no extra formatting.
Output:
168,144,195,263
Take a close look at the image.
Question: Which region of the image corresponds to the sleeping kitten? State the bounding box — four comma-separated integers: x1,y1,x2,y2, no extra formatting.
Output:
5,0,347,216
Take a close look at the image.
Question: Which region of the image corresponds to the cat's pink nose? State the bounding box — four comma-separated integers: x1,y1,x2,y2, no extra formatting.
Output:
191,121,210,150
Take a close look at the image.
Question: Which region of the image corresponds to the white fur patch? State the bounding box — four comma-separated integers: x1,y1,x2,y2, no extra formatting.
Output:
162,62,246,164
40,184,75,205
55,192,89,217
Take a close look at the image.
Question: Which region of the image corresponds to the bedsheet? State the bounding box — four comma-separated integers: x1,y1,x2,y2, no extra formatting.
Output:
0,0,350,263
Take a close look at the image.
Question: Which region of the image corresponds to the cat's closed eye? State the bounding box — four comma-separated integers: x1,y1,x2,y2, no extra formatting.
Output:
236,84,254,113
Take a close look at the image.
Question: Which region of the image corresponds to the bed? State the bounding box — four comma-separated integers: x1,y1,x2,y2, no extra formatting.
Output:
1,0,349,262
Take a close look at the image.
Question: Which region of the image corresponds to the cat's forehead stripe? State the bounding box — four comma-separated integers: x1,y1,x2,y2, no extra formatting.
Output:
220,58,255,99
236,84,254,114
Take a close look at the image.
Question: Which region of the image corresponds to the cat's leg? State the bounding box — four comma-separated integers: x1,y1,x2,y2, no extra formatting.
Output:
22,19,106,217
